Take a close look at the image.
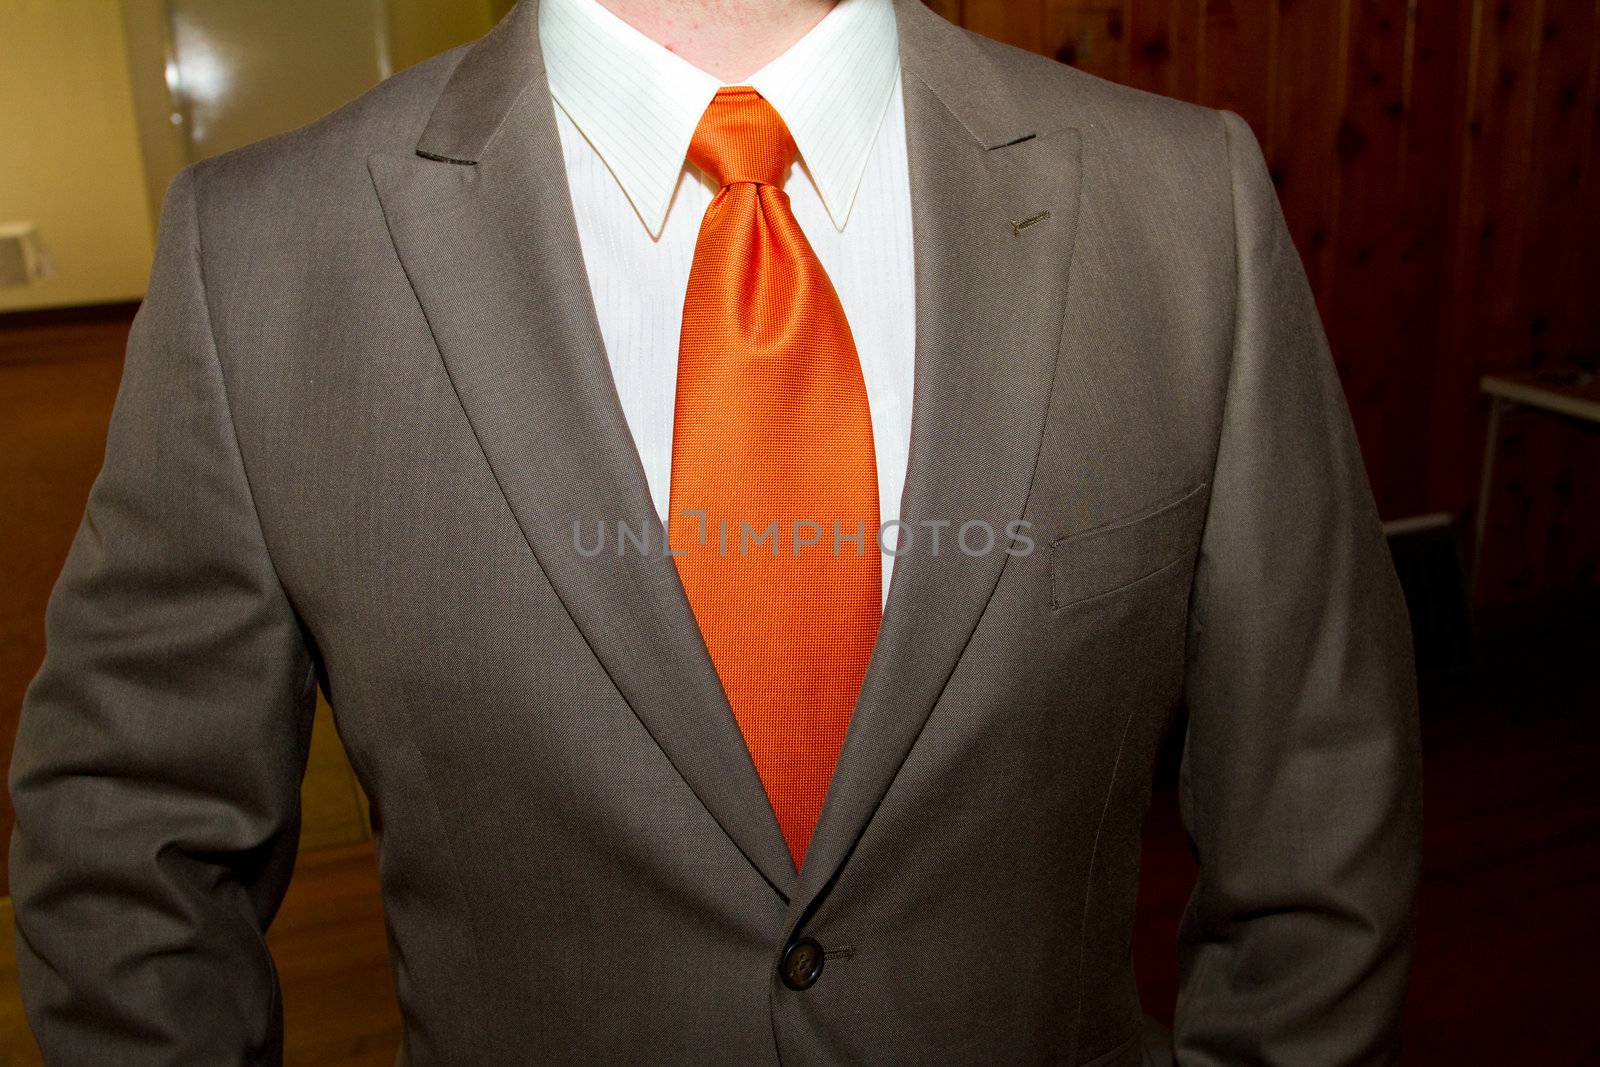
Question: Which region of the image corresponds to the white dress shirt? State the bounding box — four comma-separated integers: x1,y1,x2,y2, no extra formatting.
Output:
538,0,916,600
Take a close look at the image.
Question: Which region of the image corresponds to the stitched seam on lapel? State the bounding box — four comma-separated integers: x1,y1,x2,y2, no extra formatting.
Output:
904,66,985,146
474,80,537,161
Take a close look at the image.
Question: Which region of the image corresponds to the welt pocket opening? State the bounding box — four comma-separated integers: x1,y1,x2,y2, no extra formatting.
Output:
1050,482,1208,612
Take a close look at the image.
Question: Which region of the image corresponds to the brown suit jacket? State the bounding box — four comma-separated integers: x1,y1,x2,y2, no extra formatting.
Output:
10,1,1421,1063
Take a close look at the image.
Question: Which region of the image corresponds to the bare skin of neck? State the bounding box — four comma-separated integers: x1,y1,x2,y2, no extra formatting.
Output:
596,0,837,82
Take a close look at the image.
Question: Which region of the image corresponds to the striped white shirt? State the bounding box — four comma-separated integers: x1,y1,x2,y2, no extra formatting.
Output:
538,0,916,602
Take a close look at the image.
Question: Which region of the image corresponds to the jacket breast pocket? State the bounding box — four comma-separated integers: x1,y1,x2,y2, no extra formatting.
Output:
1050,482,1209,612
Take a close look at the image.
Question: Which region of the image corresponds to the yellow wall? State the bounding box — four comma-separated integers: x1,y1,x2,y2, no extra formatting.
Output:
0,0,155,313
387,0,501,73
0,0,507,314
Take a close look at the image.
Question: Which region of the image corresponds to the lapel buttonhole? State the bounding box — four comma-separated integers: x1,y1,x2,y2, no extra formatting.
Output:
992,132,1039,150
1011,210,1052,237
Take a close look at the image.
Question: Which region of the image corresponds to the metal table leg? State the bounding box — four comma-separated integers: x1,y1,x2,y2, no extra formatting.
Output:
1469,397,1507,601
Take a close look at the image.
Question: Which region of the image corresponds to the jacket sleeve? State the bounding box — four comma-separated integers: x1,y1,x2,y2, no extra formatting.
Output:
9,166,317,1064
1172,111,1423,1065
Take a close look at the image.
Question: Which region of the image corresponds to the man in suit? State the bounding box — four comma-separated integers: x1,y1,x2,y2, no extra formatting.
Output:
10,0,1420,1062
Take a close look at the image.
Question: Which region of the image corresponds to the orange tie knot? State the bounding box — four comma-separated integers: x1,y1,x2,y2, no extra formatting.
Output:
687,87,798,190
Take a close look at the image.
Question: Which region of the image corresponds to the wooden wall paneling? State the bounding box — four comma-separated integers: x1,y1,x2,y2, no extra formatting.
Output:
1445,8,1546,390
962,0,1047,52
920,0,963,24
1383,0,1474,516
1519,0,1600,366
1510,1,1600,601
1126,0,1205,100
1044,0,1131,82
1326,0,1413,504
1433,0,1546,542
1476,405,1600,607
1198,0,1277,146
1558,427,1600,595
1525,415,1600,603
1269,0,1353,319
1569,2,1600,361
945,0,1598,591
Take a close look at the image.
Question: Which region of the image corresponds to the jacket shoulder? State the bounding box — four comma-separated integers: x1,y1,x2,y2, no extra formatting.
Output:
969,29,1226,147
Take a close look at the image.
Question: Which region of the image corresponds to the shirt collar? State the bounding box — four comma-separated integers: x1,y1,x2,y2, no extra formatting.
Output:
539,0,901,237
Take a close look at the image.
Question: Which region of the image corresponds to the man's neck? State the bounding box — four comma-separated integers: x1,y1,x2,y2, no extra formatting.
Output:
595,0,837,82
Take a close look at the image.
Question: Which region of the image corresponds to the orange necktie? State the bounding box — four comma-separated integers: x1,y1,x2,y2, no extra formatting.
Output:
668,87,881,868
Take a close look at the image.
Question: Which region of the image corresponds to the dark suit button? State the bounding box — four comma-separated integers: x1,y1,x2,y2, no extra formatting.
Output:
779,937,825,990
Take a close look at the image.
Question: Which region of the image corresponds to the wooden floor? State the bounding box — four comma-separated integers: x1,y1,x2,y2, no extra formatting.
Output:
3,316,1598,1063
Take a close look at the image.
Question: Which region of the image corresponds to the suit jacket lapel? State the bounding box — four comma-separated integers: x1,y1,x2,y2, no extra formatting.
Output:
367,0,798,900
363,0,1079,912
791,0,1083,910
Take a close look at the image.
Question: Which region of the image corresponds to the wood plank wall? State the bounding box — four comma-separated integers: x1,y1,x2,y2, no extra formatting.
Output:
926,0,1600,605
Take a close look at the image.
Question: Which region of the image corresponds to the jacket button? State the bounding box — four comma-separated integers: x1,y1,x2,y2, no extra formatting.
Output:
779,937,825,991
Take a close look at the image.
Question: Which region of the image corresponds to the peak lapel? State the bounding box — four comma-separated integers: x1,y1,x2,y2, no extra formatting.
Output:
792,0,1083,909
367,0,797,899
